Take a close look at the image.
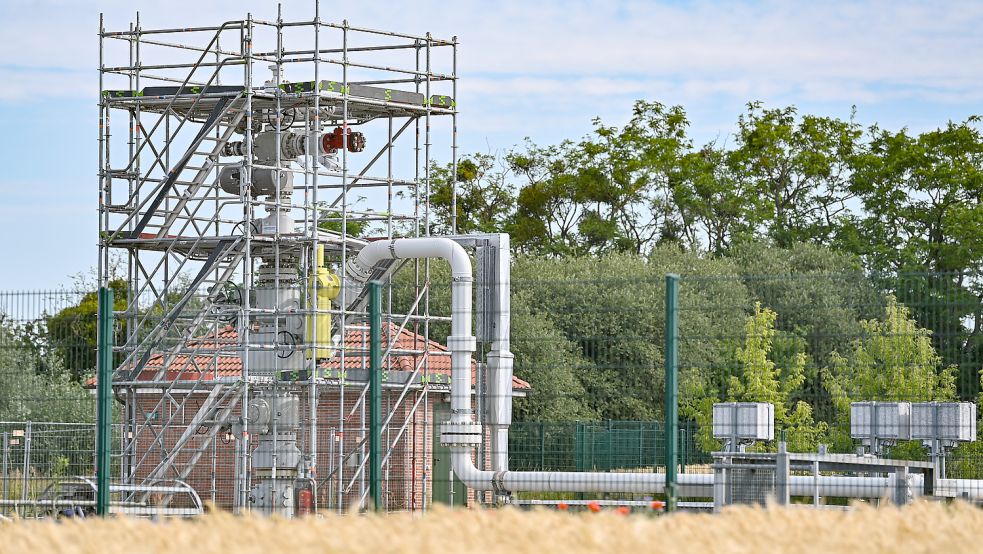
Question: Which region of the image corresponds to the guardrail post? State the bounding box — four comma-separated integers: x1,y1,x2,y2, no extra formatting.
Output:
96,286,114,516
664,274,680,512
775,440,790,505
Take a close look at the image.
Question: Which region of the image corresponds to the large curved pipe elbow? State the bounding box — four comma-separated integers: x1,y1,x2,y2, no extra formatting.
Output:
346,237,473,282
450,446,495,490
345,238,477,420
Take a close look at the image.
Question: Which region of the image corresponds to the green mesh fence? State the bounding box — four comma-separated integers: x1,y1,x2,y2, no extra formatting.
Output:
677,271,983,505
509,420,709,472
0,290,100,424
1,267,982,512
677,272,982,453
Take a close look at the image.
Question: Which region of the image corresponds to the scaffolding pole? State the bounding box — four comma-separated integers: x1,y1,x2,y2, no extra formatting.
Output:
369,281,383,511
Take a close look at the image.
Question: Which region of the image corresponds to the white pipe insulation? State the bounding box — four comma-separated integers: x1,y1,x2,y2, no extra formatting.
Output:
345,237,478,420
481,234,515,474
345,237,942,499
936,479,983,499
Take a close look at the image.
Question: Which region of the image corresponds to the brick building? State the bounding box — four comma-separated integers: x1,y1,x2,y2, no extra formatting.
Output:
104,324,528,512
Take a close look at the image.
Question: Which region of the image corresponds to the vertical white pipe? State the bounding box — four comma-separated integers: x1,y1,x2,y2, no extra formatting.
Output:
486,234,513,472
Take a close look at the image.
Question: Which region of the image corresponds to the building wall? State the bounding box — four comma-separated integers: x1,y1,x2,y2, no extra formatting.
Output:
125,386,451,513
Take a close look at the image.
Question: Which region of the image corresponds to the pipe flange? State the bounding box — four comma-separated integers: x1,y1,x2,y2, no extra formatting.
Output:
440,422,482,433
439,422,482,446
491,470,511,496
439,436,482,447
447,335,477,352
344,256,374,282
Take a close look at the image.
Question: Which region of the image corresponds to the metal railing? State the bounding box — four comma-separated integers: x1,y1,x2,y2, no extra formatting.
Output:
0,422,101,518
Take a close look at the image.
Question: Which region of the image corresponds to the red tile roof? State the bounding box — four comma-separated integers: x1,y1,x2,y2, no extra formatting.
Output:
101,324,530,390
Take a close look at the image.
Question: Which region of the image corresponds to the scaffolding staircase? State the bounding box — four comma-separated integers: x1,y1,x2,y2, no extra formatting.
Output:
103,42,256,505
132,383,244,506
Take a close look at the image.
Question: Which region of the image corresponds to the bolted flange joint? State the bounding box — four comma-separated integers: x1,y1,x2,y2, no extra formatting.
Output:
439,421,483,447
447,335,477,352
492,470,512,498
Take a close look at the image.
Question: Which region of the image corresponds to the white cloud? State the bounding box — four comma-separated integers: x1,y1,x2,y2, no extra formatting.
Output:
1,0,981,105
2,0,980,147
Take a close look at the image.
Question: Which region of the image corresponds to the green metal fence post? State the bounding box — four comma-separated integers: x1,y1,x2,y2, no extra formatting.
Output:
96,286,114,516
664,274,679,512
368,280,383,512
540,421,546,469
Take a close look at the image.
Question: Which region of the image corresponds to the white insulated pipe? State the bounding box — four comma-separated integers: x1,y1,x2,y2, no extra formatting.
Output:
348,237,940,500
346,238,477,420
449,455,923,498
936,479,983,499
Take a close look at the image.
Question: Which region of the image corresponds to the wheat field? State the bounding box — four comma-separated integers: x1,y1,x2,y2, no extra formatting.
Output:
0,502,979,554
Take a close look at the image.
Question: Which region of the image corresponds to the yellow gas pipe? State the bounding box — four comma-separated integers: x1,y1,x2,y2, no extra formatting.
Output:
306,244,341,359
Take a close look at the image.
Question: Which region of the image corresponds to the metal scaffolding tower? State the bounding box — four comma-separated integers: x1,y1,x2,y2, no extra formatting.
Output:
98,4,458,514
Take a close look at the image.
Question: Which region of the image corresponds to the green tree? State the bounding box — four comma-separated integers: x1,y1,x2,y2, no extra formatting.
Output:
844,117,983,274
45,278,128,382
509,140,590,256
729,103,862,246
686,304,826,452
0,320,95,423
825,296,956,408
672,144,759,254
510,101,690,256
428,154,515,235
509,292,596,421
841,119,983,396
514,247,749,420
388,245,752,421
822,296,957,453
576,101,690,254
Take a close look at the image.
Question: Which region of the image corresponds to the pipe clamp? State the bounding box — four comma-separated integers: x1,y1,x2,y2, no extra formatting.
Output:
447,335,477,352
492,470,510,495
439,421,482,446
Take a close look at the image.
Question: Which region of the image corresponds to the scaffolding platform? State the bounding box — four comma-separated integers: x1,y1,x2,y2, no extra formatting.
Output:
103,81,454,123
111,232,355,260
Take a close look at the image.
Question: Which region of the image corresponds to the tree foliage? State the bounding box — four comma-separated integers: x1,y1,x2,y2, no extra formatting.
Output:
0,318,95,423
430,103,983,281
45,278,128,382
825,296,957,412
686,303,826,453
389,241,936,434
429,154,515,235
424,101,983,411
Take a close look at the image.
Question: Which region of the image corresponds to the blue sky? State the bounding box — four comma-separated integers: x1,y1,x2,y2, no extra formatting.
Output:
1,0,981,289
